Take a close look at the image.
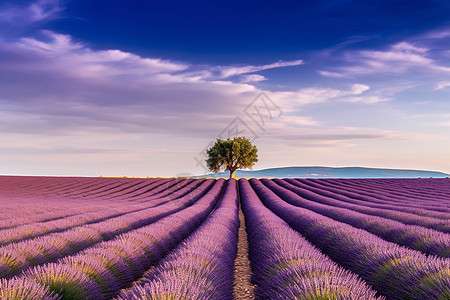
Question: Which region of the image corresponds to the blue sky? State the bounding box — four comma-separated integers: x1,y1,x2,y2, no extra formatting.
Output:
1,0,450,176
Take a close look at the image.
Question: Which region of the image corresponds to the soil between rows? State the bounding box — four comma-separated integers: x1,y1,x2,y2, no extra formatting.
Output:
233,203,256,300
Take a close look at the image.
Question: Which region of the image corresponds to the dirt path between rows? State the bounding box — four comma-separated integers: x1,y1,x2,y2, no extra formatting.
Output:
233,202,256,300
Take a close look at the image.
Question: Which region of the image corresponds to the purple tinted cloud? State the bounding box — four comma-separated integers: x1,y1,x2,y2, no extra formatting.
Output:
0,31,264,136
319,39,450,78
0,0,62,28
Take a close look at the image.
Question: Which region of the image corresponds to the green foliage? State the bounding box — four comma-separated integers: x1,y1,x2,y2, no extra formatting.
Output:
206,137,258,178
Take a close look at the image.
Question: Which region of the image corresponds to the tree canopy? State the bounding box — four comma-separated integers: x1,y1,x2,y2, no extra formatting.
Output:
206,137,258,179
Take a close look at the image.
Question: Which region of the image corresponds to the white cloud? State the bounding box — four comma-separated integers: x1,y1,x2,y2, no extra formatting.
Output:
216,59,304,78
262,125,412,145
0,29,323,140
0,0,62,25
8,31,189,78
318,70,349,78
425,114,450,127
435,82,450,90
350,84,370,94
267,83,373,111
0,30,264,137
16,30,83,53
423,27,450,39
433,121,450,127
320,41,450,77
268,116,322,129
348,42,435,73
344,95,390,104
391,42,428,53
240,74,267,83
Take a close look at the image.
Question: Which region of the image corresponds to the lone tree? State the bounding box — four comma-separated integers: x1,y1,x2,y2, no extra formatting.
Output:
206,137,258,179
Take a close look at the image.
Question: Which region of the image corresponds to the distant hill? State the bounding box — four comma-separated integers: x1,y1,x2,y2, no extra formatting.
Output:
194,166,450,178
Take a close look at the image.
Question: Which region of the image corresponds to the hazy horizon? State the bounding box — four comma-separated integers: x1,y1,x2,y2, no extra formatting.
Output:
1,0,450,177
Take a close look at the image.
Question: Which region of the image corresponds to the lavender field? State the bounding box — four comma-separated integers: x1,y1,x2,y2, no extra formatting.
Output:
0,176,449,299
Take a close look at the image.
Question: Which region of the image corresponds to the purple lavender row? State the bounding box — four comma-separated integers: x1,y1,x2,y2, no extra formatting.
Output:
0,178,219,298
263,179,450,257
79,178,166,198
52,178,140,199
332,179,450,210
281,179,450,233
0,178,167,229
0,176,103,201
250,179,450,299
297,178,450,217
0,176,79,197
48,177,153,199
314,179,450,210
0,182,166,231
0,179,216,279
0,205,95,230
0,179,226,300
68,178,190,203
0,179,206,246
0,202,158,246
0,277,58,299
101,179,173,200
111,178,195,203
0,200,123,230
0,177,160,207
30,177,131,200
389,178,450,197
294,179,449,217
131,178,203,203
239,179,382,299
0,179,213,277
303,178,447,210
115,178,194,202
58,179,159,202
336,178,450,201
35,177,162,203
0,177,121,224
322,178,440,201
322,178,450,202
116,179,239,300
81,178,201,205
0,179,172,238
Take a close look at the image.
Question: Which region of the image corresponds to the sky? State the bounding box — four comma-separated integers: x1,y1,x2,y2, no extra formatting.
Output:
0,0,450,177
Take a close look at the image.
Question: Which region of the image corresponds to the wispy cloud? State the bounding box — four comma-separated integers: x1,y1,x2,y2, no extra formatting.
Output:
263,125,414,146
424,114,450,127
267,83,373,110
432,121,450,127
318,70,349,78
344,42,440,73
320,41,450,77
239,74,267,83
0,0,63,26
2,29,365,140
343,95,390,104
0,29,269,140
422,27,450,39
216,59,304,78
7,31,188,76
435,82,450,90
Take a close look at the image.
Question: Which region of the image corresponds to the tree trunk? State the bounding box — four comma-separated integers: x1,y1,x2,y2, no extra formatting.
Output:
230,169,236,179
